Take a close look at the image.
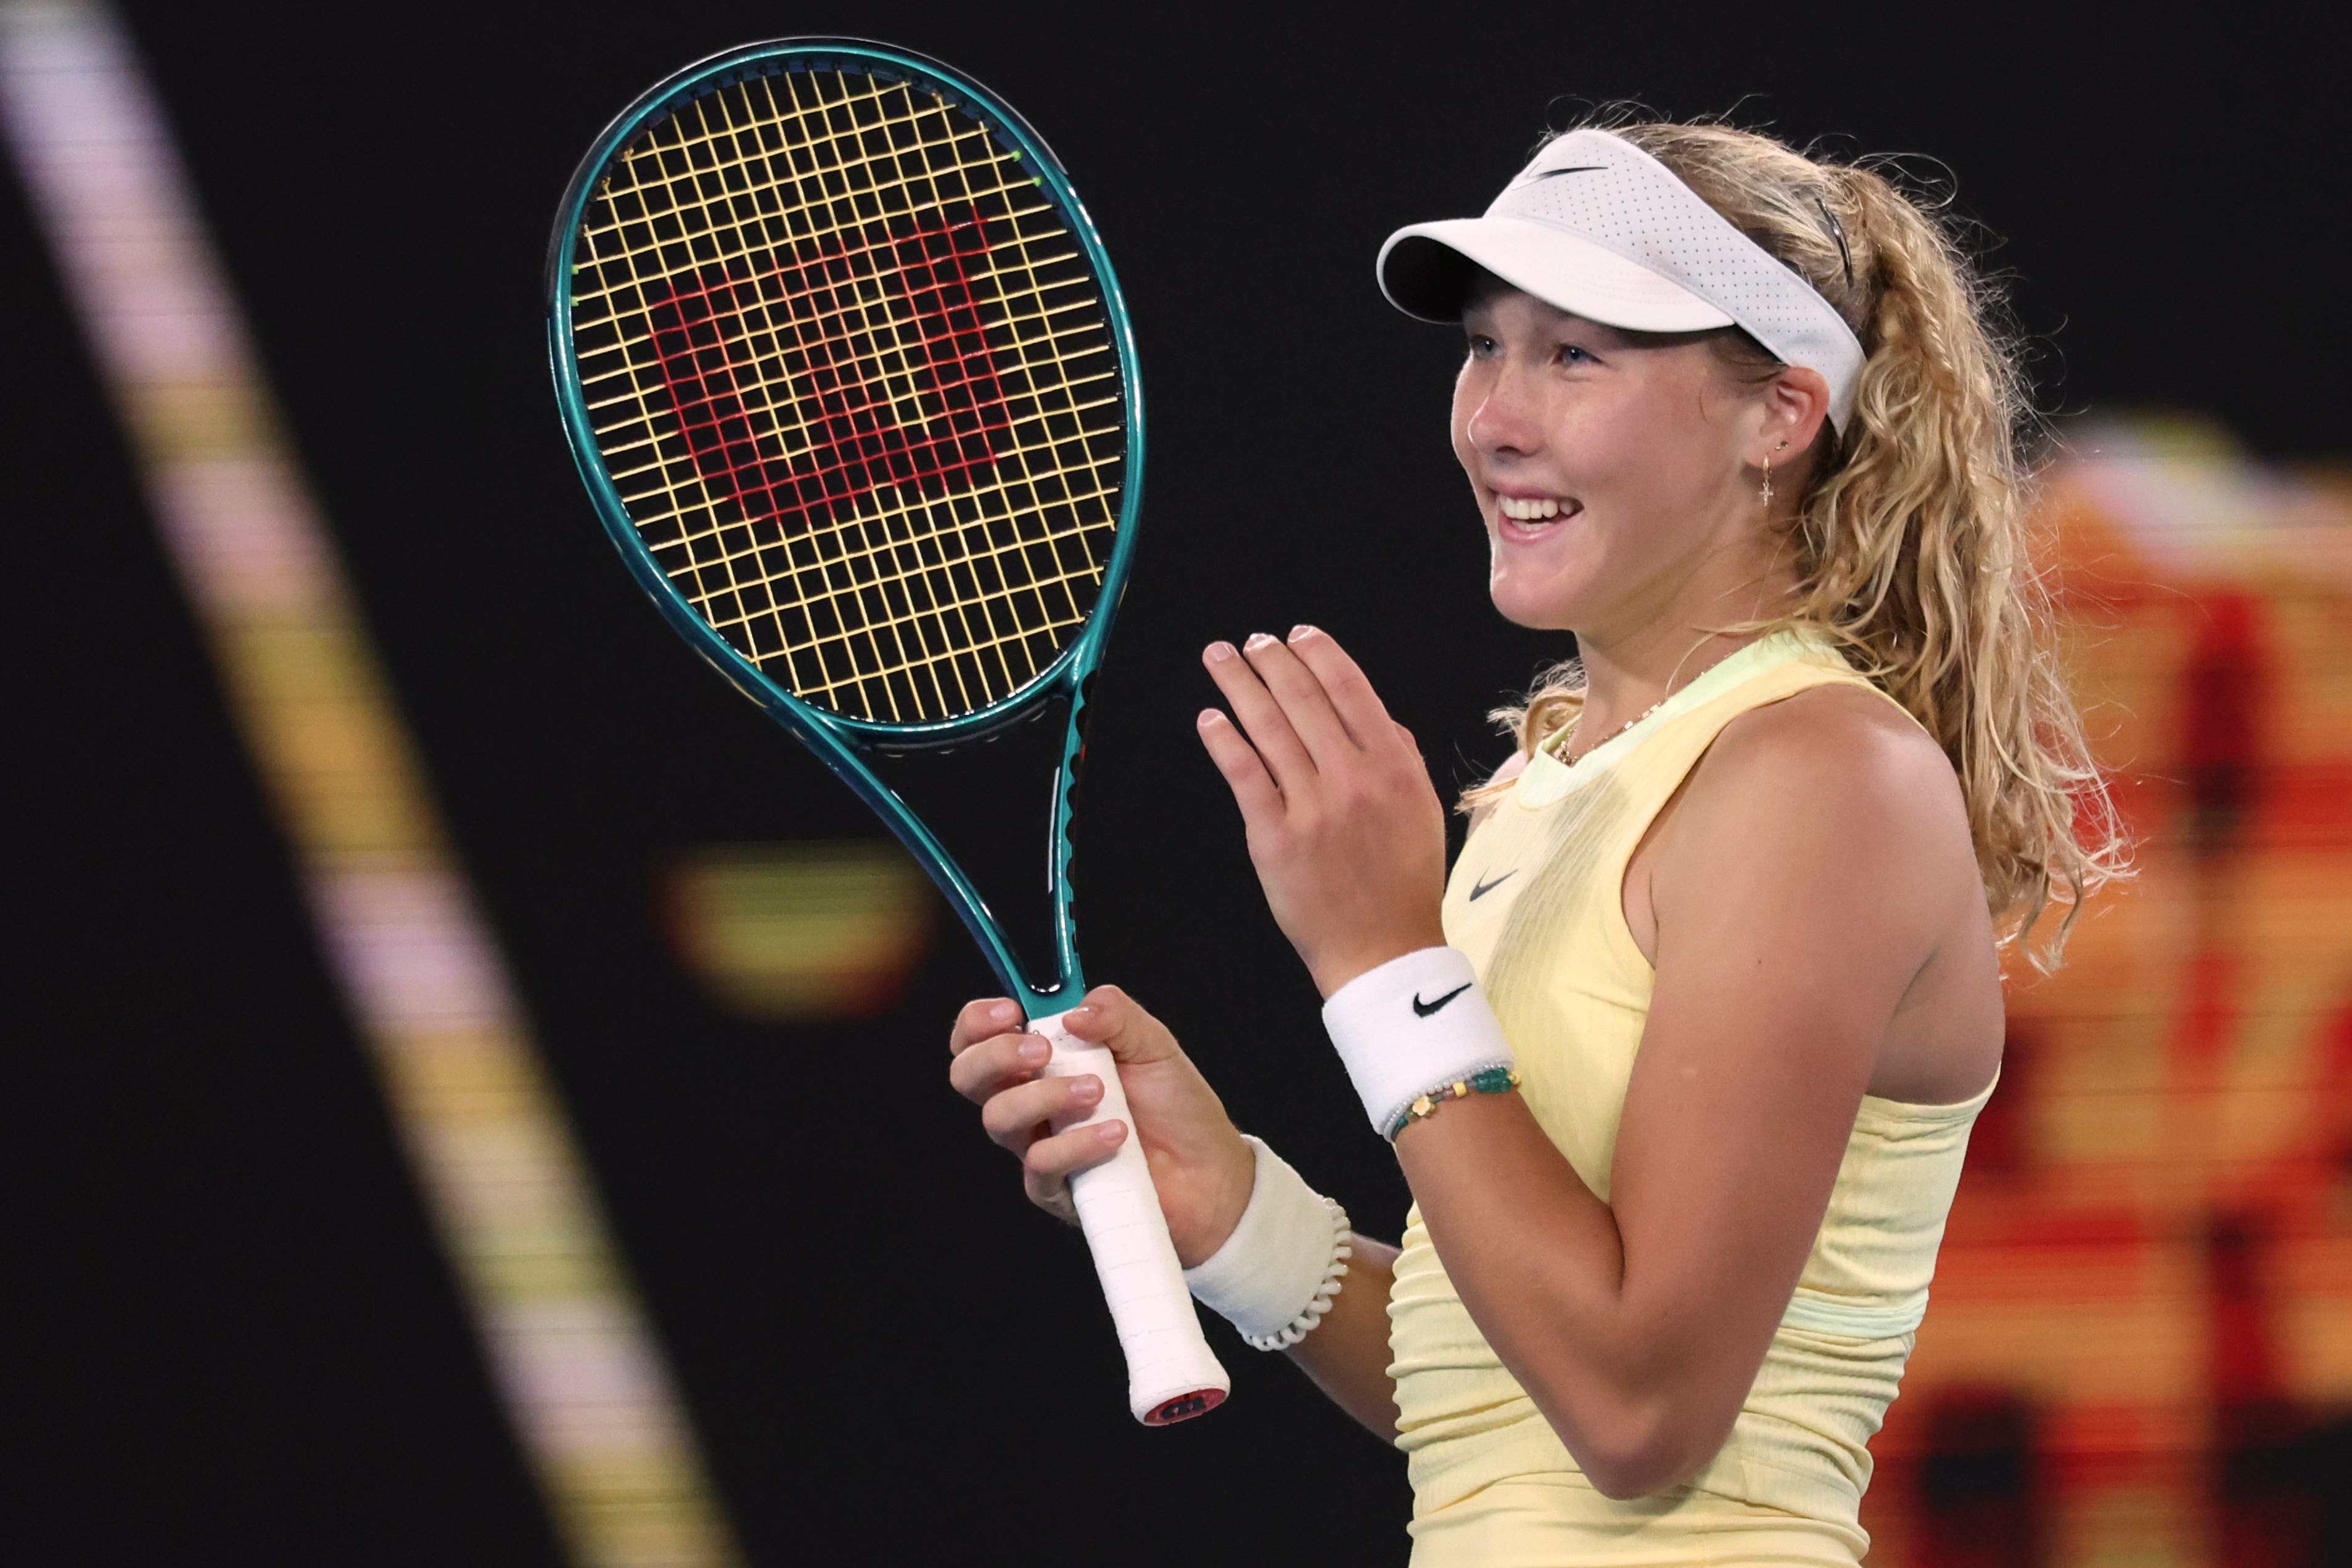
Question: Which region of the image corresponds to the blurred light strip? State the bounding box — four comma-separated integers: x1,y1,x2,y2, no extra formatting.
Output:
0,6,741,1564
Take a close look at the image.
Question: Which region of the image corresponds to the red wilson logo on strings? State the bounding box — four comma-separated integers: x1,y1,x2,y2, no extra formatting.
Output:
643,209,1010,530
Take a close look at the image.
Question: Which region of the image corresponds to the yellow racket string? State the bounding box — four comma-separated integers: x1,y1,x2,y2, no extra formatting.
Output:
577,70,1079,718
569,64,1124,724
651,72,1106,717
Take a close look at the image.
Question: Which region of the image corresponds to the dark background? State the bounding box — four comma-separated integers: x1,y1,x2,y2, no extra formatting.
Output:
2,4,2341,1564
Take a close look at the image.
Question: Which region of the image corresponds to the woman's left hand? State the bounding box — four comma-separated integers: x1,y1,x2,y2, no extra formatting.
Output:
1196,626,1449,997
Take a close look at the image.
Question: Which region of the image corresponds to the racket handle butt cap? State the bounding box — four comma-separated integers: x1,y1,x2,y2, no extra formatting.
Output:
1032,1009,1233,1426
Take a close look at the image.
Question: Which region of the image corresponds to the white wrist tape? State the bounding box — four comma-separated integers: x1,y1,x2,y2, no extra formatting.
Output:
1182,1137,1351,1350
1322,946,1515,1137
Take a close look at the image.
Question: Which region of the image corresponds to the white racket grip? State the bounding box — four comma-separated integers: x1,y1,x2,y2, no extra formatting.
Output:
1032,1010,1231,1425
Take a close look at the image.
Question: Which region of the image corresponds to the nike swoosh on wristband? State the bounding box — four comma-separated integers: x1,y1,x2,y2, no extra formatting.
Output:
1412,982,1473,1017
1532,165,1605,179
1468,869,1517,901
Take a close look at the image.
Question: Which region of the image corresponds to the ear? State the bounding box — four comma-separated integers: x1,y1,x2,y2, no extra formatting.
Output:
1745,364,1833,467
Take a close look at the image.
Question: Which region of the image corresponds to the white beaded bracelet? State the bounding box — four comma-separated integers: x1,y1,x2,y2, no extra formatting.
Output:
1182,1136,1352,1350
1249,1201,1351,1350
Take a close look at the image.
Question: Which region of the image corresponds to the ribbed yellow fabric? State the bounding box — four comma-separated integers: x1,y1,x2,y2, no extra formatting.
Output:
1392,632,1994,1566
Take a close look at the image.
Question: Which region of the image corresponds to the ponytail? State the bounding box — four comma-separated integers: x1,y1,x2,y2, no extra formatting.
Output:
1470,117,2128,969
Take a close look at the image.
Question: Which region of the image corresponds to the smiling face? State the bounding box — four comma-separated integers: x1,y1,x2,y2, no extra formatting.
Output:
1451,283,1814,646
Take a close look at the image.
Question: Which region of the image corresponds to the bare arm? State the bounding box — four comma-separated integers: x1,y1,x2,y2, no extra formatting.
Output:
1283,1234,1400,1440
1196,631,1994,1497
1394,696,1983,1492
1258,751,1515,1442
947,990,1401,1437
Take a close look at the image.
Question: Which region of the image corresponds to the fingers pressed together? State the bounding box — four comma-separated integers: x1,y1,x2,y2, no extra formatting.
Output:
1194,625,1406,811
1191,625,1451,996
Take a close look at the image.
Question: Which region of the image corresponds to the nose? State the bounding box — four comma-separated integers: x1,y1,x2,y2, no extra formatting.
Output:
1463,360,1544,461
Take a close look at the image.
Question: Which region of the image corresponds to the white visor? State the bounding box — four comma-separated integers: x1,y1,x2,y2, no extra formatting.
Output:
1378,129,1867,433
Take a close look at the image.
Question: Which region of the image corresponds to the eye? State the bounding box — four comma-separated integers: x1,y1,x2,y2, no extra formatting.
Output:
1555,342,1597,366
1464,332,1500,359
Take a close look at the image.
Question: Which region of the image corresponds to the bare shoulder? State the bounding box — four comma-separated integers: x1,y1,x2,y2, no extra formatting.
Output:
1643,683,2001,1103
1655,683,1982,954
1693,683,1967,851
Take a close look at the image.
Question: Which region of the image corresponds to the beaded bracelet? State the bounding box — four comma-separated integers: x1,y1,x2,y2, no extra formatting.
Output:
1385,1066,1523,1142
1323,948,1516,1136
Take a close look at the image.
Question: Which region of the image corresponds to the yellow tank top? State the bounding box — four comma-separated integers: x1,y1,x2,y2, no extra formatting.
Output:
1389,631,1994,1561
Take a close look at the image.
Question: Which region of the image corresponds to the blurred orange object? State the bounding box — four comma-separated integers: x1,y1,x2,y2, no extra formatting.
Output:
659,842,936,1022
1865,419,2352,1567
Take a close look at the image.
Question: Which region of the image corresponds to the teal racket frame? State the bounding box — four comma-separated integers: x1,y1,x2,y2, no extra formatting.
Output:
546,38,1145,1013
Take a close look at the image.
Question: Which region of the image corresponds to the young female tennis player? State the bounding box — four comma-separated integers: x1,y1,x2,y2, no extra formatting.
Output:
949,118,2122,1561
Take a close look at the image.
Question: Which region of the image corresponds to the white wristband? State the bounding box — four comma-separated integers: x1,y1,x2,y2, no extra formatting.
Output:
1182,1137,1352,1350
1322,946,1515,1137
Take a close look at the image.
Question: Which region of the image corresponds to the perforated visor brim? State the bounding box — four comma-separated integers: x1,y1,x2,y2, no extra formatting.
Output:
1378,218,1737,334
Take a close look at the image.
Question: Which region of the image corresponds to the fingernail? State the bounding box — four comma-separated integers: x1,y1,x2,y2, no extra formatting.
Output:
1097,1120,1125,1144
1018,1037,1048,1064
1196,708,1221,729
1288,624,1319,642
990,1000,1020,1024
1244,631,1277,651
1065,1003,1095,1024
1072,1075,1102,1102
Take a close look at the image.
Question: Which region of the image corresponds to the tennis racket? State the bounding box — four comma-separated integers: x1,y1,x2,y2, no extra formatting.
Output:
546,38,1228,1425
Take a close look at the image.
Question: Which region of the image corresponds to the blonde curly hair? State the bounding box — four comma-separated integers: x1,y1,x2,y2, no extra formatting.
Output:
1460,116,2128,969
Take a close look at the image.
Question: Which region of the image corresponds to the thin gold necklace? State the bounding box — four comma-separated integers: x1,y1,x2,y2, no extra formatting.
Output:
1560,642,1745,765
1559,699,1664,765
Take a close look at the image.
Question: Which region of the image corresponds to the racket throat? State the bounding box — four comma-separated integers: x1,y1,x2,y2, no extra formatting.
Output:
857,692,1087,1004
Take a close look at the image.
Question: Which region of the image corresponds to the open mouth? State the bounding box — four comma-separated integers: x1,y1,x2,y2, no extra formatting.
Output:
1492,493,1579,536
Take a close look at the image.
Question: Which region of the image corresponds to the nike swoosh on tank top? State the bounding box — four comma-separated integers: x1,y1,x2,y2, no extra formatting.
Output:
1394,631,1996,1566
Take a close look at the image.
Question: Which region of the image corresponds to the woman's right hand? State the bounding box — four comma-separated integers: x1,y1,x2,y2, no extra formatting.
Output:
947,985,1256,1268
